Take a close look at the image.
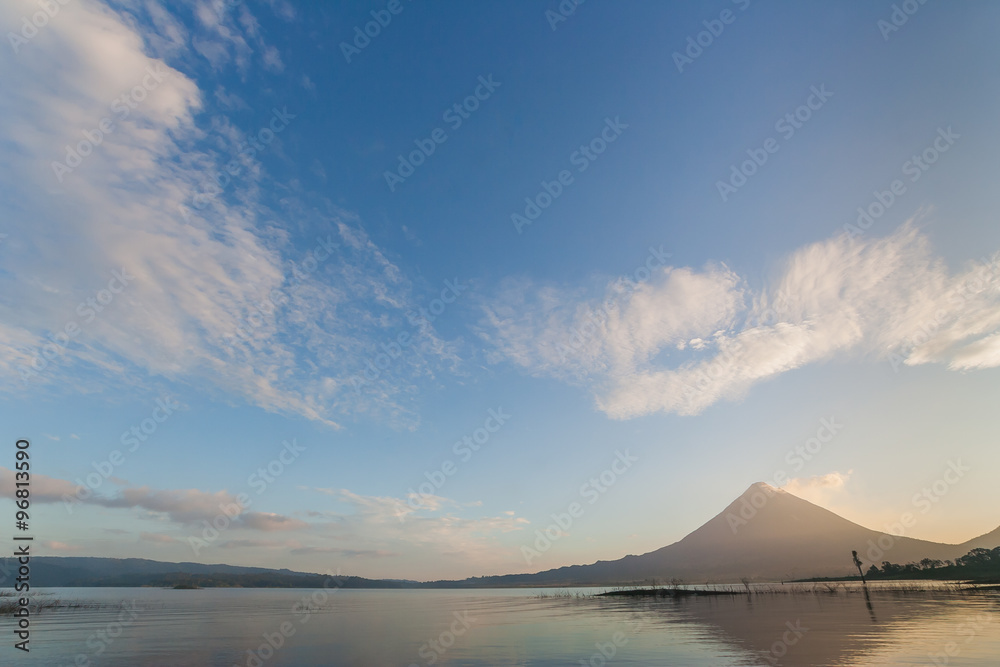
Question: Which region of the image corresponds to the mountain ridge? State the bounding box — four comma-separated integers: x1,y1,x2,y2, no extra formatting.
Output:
4,483,996,587
461,482,1000,585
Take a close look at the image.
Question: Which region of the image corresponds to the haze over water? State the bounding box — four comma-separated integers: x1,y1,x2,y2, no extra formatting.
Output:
3,586,998,666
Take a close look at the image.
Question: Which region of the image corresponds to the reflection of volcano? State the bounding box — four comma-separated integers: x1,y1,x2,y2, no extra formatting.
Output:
483,483,1000,585
598,588,998,667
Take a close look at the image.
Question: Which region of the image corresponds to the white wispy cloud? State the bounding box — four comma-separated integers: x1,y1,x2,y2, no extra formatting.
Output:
238,512,307,532
782,470,854,510
0,0,463,428
42,540,83,553
481,223,1000,418
784,471,853,495
297,487,529,571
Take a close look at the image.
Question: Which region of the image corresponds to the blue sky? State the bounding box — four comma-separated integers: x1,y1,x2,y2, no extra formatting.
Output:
2,0,999,580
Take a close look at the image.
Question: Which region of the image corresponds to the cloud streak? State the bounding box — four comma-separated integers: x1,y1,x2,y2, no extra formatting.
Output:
482,223,1000,418
0,467,303,531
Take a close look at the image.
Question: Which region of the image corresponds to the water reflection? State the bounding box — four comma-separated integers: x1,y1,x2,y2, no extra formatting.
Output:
592,584,1000,666
863,585,877,624
1,586,997,666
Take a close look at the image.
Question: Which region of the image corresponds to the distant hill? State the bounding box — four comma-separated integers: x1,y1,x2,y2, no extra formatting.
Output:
0,557,401,588
961,523,1000,552
4,484,997,588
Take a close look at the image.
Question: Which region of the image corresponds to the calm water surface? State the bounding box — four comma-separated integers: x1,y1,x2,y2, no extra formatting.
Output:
3,585,999,666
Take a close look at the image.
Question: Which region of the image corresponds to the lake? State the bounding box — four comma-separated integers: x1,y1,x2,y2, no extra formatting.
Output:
2,584,998,666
